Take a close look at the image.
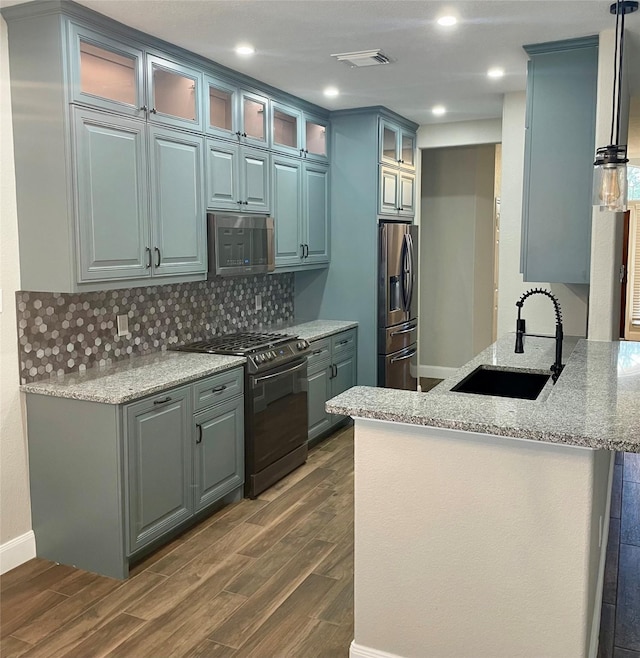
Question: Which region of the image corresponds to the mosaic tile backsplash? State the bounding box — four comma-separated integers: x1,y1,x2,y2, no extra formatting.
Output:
16,274,294,384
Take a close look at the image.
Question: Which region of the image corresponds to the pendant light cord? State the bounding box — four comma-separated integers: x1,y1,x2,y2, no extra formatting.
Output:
610,1,621,145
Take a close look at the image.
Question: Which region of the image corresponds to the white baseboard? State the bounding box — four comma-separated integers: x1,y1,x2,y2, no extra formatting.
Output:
0,530,36,575
418,364,457,380
350,640,405,658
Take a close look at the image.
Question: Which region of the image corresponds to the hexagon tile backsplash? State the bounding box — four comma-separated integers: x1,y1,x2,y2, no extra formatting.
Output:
16,274,294,384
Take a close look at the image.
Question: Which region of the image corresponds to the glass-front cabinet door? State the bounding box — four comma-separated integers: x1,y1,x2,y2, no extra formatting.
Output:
205,75,237,139
69,24,145,118
380,119,400,166
400,131,416,170
303,115,329,162
146,54,203,131
239,90,269,148
271,102,302,157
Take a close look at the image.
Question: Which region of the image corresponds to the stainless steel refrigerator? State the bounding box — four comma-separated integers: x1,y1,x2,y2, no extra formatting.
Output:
378,221,418,390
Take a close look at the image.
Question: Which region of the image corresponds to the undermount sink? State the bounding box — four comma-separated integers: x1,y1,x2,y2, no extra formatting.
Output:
451,365,551,400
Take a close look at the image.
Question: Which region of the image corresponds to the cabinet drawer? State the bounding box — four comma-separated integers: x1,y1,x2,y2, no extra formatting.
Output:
331,329,357,356
193,367,243,412
307,338,331,370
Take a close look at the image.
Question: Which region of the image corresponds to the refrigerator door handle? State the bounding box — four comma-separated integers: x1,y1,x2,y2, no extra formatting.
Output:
406,233,415,311
401,234,411,312
390,347,417,363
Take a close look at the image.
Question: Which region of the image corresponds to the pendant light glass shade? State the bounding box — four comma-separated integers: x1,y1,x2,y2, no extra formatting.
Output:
593,145,628,211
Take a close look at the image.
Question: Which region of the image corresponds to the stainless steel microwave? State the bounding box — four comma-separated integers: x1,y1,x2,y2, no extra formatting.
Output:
208,213,275,277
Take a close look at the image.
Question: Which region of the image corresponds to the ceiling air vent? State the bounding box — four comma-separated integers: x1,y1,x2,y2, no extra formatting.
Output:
331,49,392,68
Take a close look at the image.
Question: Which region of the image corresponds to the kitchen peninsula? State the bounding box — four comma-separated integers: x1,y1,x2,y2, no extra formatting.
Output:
327,335,640,658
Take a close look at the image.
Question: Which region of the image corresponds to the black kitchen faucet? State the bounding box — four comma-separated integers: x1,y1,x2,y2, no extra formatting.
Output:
515,288,564,383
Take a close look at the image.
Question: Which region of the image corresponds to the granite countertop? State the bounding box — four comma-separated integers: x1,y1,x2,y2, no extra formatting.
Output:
20,319,358,405
285,320,358,342
326,334,640,453
20,352,246,404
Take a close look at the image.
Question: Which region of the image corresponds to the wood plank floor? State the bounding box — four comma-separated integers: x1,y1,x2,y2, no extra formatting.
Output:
1,425,354,658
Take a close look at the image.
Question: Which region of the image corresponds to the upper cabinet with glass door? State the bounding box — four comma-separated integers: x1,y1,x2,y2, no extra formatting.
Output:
271,101,302,157
239,90,269,149
205,75,238,140
303,114,329,163
379,118,415,171
69,25,204,132
68,24,145,119
146,54,203,132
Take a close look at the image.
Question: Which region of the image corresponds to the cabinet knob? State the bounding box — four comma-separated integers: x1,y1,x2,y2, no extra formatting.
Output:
237,200,243,205
140,105,148,113
235,131,242,137
150,108,157,114
242,132,247,138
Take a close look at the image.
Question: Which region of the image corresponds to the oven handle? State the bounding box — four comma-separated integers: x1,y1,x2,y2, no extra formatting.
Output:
252,360,306,386
390,348,417,363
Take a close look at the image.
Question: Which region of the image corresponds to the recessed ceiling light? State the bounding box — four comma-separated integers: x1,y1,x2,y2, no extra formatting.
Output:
235,44,255,56
324,87,339,98
432,105,446,116
437,15,457,27
488,67,505,79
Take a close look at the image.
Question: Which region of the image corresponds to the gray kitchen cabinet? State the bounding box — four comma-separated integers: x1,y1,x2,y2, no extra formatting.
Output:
521,37,598,284
73,108,206,282
305,329,358,443
126,387,193,554
273,155,329,271
379,165,416,217
294,108,417,387
3,1,329,292
272,101,303,157
206,139,270,212
70,23,203,132
379,118,416,171
148,126,207,275
68,23,146,119
194,396,244,512
73,107,150,282
23,366,244,579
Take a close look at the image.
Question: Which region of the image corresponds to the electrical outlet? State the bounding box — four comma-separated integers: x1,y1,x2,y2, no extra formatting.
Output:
255,294,262,311
117,314,129,337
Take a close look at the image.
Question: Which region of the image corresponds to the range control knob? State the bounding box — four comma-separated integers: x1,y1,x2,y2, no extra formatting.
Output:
267,351,274,360
296,340,309,351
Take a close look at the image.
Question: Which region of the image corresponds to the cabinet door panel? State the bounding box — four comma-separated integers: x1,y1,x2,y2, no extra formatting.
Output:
399,172,416,217
69,24,145,118
307,363,332,441
194,397,244,512
304,115,329,162
240,90,269,149
379,166,400,216
379,119,400,165
206,139,240,210
73,108,150,282
241,148,270,212
304,163,330,264
126,389,192,554
149,127,206,275
272,101,302,157
272,156,303,267
400,131,416,170
331,351,357,425
205,75,238,139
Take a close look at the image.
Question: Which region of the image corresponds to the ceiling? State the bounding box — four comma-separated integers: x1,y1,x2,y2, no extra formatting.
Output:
2,0,640,126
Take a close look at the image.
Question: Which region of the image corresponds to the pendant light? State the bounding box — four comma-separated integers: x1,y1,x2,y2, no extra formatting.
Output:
593,0,639,212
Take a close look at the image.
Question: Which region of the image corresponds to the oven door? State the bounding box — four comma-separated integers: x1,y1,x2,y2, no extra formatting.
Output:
246,358,308,478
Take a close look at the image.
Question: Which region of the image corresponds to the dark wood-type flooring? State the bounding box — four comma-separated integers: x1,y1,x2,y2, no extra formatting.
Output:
1,425,355,658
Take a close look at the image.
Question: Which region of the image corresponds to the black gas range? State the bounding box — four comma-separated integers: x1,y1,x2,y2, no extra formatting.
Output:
173,331,310,498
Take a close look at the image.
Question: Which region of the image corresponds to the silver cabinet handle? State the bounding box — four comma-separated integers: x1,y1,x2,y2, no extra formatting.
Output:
390,349,417,363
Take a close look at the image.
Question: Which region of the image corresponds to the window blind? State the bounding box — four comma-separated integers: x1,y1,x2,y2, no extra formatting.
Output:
627,203,640,338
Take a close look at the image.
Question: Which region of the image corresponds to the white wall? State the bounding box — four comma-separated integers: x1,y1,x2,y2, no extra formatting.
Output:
497,92,590,338
419,145,495,372
417,118,502,149
0,16,34,572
